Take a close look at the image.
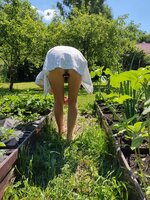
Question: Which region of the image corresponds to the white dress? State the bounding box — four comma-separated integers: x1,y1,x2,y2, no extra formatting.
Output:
35,46,93,96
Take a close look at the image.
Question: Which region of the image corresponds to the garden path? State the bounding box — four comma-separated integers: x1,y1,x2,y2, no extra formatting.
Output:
52,105,97,140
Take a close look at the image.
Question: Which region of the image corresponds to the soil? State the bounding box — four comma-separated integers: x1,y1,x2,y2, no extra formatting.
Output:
96,101,150,193
130,154,150,186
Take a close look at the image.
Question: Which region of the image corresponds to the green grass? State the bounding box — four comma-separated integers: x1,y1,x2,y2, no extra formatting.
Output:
0,82,39,90
0,82,42,97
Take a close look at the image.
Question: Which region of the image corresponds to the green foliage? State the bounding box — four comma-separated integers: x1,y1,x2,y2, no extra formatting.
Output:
109,66,150,92
103,67,150,119
139,32,150,43
0,149,6,156
0,0,144,88
0,93,53,122
123,47,150,70
0,0,47,88
0,126,15,141
95,67,150,149
60,11,134,71
95,67,150,195
0,142,5,147
46,20,66,47
57,0,112,19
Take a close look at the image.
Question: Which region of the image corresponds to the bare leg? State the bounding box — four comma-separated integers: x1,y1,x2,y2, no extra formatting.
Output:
67,69,82,141
48,68,64,134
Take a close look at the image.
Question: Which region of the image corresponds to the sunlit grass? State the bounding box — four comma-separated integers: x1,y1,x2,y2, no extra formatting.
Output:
0,82,40,90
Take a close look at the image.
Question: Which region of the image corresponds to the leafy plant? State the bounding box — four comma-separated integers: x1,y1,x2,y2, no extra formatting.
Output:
0,93,53,122
0,150,6,158
0,126,15,142
0,143,6,147
94,67,150,197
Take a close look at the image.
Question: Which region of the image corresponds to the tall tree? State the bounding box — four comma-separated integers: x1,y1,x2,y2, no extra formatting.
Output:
58,10,135,71
0,0,47,89
57,0,112,19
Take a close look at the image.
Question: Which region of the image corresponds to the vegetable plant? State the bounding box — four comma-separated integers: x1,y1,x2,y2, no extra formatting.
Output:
0,127,15,142
93,66,150,197
0,93,53,122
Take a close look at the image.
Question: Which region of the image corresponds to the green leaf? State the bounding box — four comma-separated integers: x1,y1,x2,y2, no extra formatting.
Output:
146,186,150,196
113,95,132,104
90,71,96,78
0,142,6,147
127,122,144,133
144,98,150,106
142,105,150,115
133,122,144,132
131,135,143,150
104,68,113,76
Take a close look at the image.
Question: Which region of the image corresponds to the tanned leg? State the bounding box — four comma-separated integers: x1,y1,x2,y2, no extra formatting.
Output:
67,69,82,141
48,68,65,134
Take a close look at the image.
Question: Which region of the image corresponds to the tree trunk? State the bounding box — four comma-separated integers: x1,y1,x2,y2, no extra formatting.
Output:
9,75,14,91
9,67,16,91
9,81,14,91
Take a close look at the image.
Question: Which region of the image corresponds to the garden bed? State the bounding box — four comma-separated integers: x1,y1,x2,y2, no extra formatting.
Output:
0,111,53,199
94,101,147,200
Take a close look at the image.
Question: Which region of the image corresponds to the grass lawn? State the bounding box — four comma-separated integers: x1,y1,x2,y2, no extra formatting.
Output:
0,82,40,90
1,82,129,199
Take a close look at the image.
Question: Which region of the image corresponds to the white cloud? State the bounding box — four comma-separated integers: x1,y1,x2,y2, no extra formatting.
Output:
43,9,56,21
36,8,57,22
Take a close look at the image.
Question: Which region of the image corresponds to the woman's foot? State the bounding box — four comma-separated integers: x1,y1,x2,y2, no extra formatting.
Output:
67,133,72,142
59,125,67,135
67,131,77,142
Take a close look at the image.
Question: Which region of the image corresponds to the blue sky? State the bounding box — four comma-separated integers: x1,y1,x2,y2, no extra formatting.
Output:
29,0,150,33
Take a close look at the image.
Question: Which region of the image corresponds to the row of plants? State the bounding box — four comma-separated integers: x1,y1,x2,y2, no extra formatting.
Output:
0,93,53,121
91,66,150,198
0,92,53,148
3,119,129,200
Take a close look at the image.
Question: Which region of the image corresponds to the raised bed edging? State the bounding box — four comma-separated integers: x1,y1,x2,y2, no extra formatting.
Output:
0,111,53,200
94,101,146,200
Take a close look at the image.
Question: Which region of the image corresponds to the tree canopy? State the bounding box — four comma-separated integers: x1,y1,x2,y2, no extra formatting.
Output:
0,0,149,88
57,0,112,19
0,0,47,89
